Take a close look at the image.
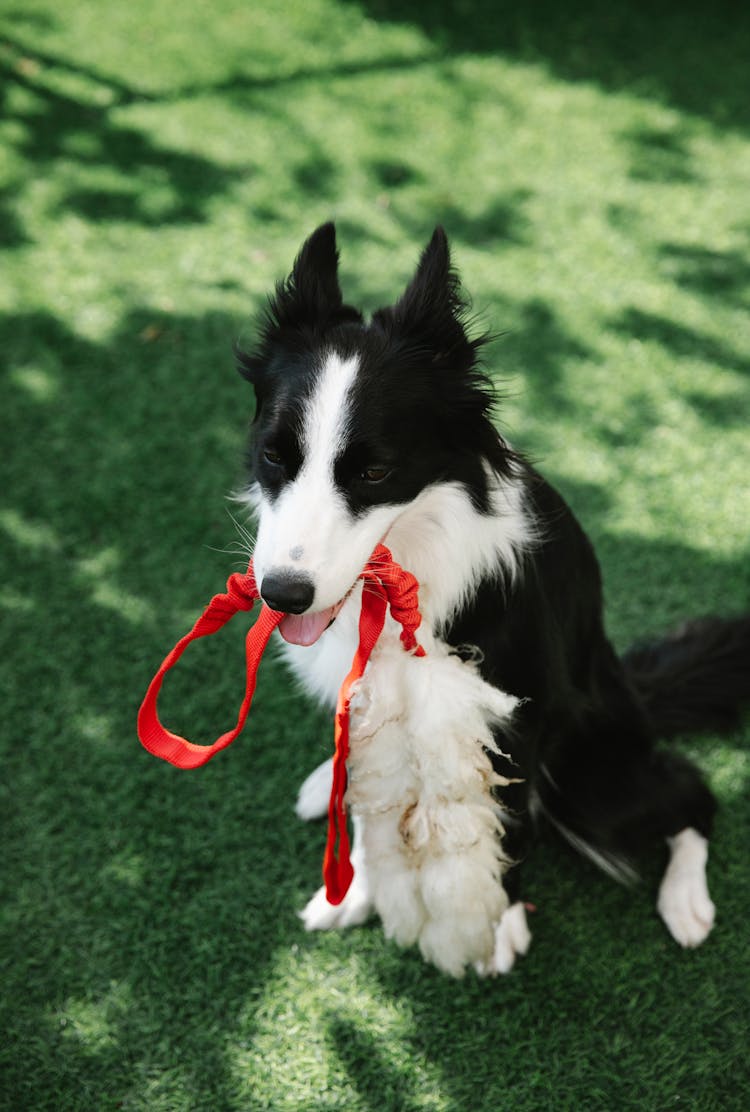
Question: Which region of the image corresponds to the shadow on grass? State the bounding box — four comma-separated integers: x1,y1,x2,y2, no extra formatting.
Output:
434,191,533,249
345,0,750,135
327,1015,421,1109
9,0,748,149
658,243,750,307
0,182,30,248
602,306,750,433
621,122,700,184
489,297,595,413
610,307,750,378
1,30,244,228
0,303,327,1106
0,25,441,238
4,77,243,228
5,0,747,254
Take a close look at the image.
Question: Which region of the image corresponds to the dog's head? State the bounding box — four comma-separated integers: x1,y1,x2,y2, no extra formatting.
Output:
237,223,513,643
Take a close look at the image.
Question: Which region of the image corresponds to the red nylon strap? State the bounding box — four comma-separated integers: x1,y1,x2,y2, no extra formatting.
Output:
137,543,424,903
323,583,387,904
324,550,426,903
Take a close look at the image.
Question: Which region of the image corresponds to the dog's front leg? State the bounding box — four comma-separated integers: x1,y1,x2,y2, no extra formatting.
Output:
295,757,333,821
299,813,374,931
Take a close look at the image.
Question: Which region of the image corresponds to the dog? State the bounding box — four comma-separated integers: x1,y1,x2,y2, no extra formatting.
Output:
236,223,749,976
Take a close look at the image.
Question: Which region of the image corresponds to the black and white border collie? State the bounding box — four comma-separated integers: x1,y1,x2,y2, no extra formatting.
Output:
237,223,749,977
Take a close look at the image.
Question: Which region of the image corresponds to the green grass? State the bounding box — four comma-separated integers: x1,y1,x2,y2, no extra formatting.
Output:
1,1,749,1108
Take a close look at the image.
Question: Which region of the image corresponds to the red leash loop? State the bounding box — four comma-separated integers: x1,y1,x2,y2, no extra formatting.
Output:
137,567,283,770
137,543,424,903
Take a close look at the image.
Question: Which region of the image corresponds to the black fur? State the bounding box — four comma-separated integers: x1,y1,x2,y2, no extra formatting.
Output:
445,470,742,883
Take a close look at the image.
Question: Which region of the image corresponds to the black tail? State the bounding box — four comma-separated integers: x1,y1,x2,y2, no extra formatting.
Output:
623,615,750,739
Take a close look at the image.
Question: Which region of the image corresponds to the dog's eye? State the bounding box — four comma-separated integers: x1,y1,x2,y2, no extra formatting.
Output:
361,466,391,484
263,448,283,467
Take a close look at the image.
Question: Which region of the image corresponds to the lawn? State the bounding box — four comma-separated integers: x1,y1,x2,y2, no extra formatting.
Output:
1,1,749,1109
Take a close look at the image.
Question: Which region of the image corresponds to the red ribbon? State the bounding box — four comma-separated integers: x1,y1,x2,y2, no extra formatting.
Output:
137,544,424,904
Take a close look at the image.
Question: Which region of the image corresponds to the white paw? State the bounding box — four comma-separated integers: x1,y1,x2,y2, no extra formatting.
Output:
300,874,373,932
658,828,715,949
295,758,333,821
476,902,532,976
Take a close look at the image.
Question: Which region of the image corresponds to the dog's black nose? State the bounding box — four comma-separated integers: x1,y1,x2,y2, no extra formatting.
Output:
260,570,315,614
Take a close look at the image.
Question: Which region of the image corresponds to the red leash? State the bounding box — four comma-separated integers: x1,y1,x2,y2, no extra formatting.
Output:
137,544,424,904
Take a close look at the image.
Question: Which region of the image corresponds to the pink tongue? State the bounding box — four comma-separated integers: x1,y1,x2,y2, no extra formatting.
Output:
278,606,337,646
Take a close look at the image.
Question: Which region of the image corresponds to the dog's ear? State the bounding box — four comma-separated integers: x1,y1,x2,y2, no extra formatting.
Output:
395,226,454,322
381,227,471,359
286,221,343,320
266,222,344,335
238,223,362,384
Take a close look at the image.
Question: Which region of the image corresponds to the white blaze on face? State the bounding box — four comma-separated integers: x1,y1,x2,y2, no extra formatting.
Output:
302,349,358,475
253,350,397,638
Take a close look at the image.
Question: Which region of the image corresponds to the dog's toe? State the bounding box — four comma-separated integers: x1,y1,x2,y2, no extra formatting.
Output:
658,873,715,948
476,902,532,976
300,879,373,932
657,828,715,948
